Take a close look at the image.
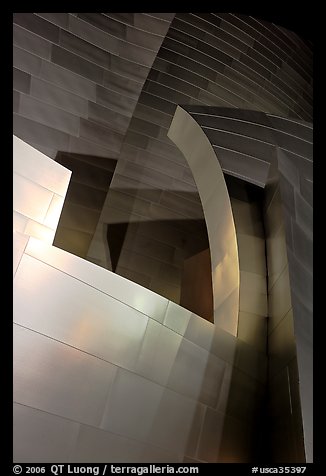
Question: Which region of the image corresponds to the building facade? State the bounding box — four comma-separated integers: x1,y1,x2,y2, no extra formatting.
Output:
13,13,313,462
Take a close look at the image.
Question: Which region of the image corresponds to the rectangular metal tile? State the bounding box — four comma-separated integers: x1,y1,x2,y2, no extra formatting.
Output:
110,55,150,82
25,237,169,323
135,319,182,386
78,13,126,40
239,270,268,316
36,12,69,28
266,222,288,289
72,423,181,463
100,368,164,441
13,24,51,60
102,70,143,100
184,313,215,351
13,172,54,223
299,176,313,207
51,45,104,83
13,90,20,113
237,312,267,353
291,294,312,346
104,12,134,25
167,337,225,406
18,94,80,136
292,221,312,272
13,113,70,150
13,324,117,426
128,116,161,139
268,265,292,332
96,85,137,117
13,12,59,43
140,91,177,116
30,77,88,117
13,67,31,94
79,118,123,152
39,60,97,101
71,424,144,463
118,41,156,68
294,190,313,238
287,249,312,313
134,13,171,36
68,14,120,55
147,13,175,21
105,188,151,216
14,254,150,369
68,136,118,158
264,187,284,239
13,403,79,463
86,106,128,134
216,147,269,186
184,403,205,459
59,29,111,70
13,211,29,235
237,233,266,276
13,135,71,196
13,46,42,76
269,309,296,375
148,387,197,454
13,231,29,276
163,301,191,336
122,233,176,264
197,407,225,462
126,25,163,50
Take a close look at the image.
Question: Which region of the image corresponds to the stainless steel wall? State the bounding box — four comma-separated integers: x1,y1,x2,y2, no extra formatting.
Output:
175,107,312,461
264,183,305,462
13,138,267,463
87,13,312,302
14,236,266,463
12,13,312,308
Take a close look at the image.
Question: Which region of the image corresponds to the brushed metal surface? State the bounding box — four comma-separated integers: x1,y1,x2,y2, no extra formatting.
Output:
13,403,80,463
13,173,54,223
135,319,182,386
268,265,292,333
13,324,117,426
167,337,225,406
24,237,169,323
100,368,164,441
168,106,239,335
14,254,149,371
197,407,224,462
148,387,197,454
239,270,268,316
13,231,29,276
71,423,181,463
163,301,191,336
13,135,71,196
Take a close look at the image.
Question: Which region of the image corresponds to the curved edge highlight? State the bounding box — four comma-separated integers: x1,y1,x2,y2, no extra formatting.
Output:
167,106,240,336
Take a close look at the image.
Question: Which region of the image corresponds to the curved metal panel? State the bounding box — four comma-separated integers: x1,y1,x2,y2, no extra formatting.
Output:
168,106,239,336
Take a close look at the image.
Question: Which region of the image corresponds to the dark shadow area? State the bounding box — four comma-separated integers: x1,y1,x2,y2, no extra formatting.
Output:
224,173,265,203
106,222,129,272
53,151,117,258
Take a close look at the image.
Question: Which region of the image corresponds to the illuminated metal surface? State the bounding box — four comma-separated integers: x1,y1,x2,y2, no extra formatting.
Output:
168,106,240,336
13,139,266,462
13,135,71,245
